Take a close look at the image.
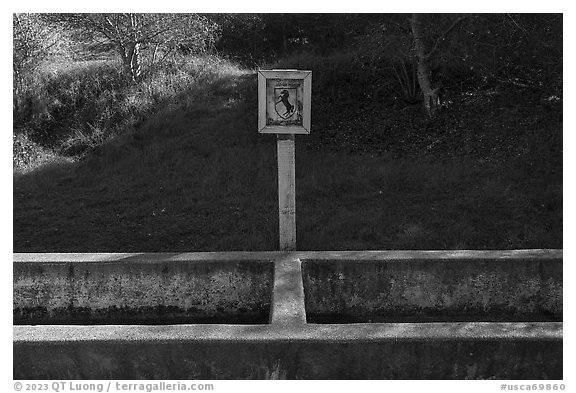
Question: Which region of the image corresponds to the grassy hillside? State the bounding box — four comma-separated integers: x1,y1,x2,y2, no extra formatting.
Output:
13,52,562,252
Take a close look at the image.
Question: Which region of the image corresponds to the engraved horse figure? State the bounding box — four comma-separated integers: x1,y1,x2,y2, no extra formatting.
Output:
276,90,295,117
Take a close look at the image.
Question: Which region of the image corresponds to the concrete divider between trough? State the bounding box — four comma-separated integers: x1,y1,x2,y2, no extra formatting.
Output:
270,255,306,325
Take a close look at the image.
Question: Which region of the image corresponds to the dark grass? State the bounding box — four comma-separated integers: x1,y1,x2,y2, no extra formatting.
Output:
13,55,562,252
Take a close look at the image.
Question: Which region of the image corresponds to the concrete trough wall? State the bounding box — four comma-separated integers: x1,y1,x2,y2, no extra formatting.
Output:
302,255,562,323
14,323,562,379
14,253,274,324
13,250,563,380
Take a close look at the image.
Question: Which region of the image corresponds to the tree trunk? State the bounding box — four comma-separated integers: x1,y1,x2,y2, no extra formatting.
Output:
410,13,441,117
13,70,21,113
119,42,142,83
281,14,288,54
130,42,142,82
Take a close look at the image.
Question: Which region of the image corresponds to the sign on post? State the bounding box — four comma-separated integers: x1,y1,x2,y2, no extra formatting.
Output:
258,70,312,134
258,70,312,251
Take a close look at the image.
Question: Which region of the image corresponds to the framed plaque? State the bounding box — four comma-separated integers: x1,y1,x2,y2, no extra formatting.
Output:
258,69,312,134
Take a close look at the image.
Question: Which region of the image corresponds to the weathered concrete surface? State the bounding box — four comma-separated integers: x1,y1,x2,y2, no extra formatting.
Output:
13,249,561,265
13,250,563,379
14,321,562,342
14,257,274,324
302,255,562,323
14,249,561,263
269,255,306,325
14,323,562,379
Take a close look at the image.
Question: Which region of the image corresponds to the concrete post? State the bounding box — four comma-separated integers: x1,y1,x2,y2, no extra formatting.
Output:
277,134,296,251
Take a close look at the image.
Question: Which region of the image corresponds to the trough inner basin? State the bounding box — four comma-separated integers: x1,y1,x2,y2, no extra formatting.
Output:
301,258,562,323
14,259,273,325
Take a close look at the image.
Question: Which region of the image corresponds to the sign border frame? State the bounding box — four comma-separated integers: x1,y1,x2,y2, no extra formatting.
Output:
258,69,312,134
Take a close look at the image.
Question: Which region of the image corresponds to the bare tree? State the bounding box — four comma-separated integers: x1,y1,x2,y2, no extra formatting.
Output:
55,13,219,83
13,13,71,112
410,13,467,117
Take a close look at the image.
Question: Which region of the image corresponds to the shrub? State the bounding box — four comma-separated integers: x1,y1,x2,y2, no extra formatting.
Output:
14,54,247,164
13,132,72,174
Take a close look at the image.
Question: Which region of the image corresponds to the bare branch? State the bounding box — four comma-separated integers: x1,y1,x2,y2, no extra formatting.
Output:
159,48,174,64
506,13,528,35
424,15,467,61
380,16,411,34
143,27,175,42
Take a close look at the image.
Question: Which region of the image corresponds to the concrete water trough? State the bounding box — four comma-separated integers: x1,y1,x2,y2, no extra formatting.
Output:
13,253,274,325
13,250,562,379
302,254,562,323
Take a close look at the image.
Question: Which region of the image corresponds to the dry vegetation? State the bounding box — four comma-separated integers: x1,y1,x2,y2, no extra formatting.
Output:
13,14,562,252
